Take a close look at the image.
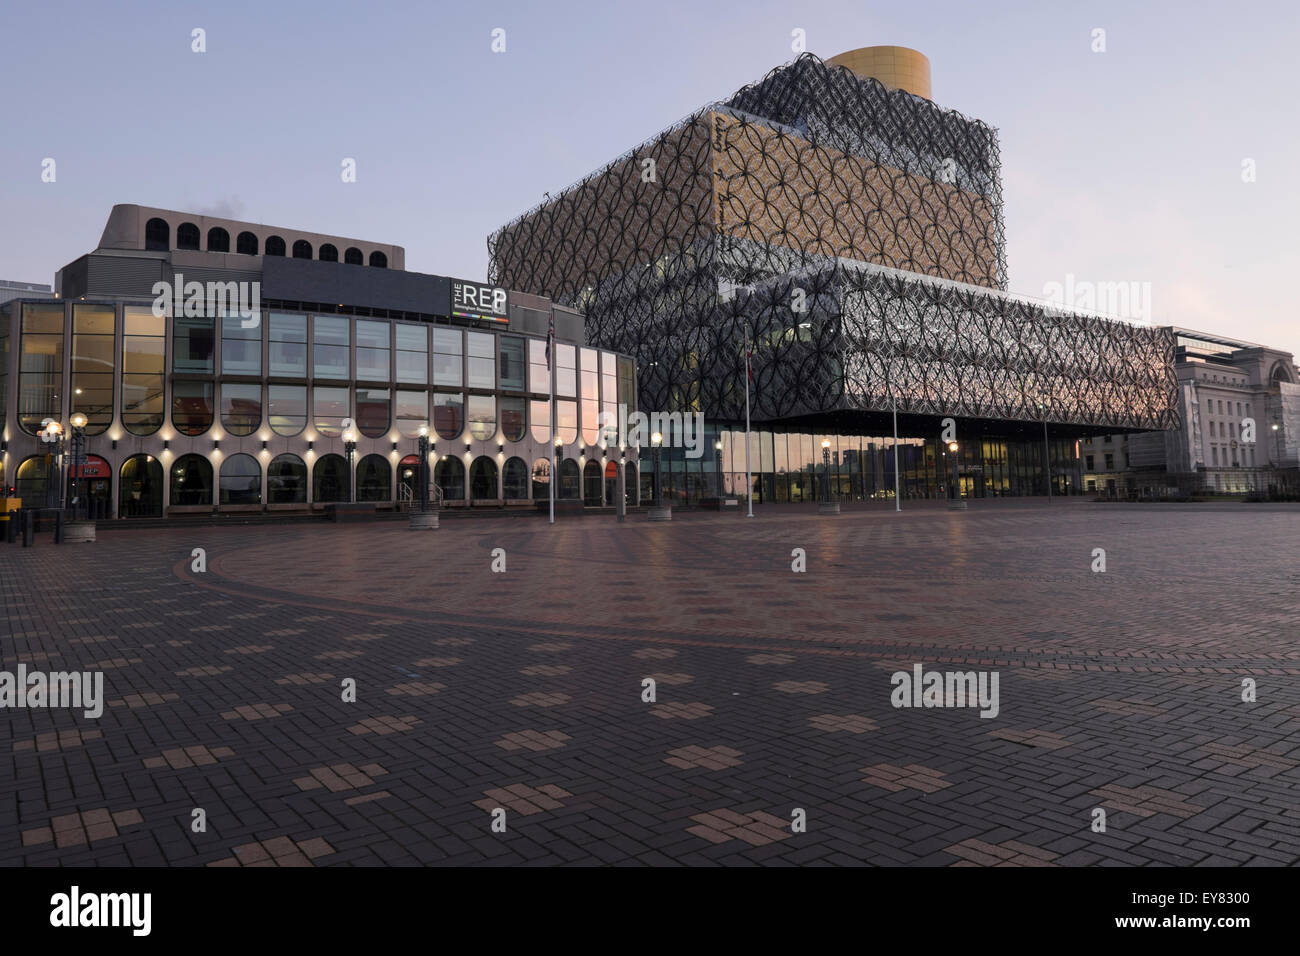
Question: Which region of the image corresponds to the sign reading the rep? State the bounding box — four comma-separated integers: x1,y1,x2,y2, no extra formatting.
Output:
450,279,508,323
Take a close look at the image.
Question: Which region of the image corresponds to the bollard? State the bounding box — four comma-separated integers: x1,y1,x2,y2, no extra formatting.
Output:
54,510,65,544
3,512,13,544
22,509,34,547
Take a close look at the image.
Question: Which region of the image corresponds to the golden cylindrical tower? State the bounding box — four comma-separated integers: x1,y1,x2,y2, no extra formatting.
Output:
826,46,931,100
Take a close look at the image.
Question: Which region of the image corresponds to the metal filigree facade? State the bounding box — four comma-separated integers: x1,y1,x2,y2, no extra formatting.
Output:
488,53,1178,433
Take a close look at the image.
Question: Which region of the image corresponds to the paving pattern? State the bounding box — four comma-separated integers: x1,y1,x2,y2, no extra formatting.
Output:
2,499,1300,867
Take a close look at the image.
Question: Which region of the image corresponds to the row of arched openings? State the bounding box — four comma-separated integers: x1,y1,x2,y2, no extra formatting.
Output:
144,218,386,266
12,453,637,516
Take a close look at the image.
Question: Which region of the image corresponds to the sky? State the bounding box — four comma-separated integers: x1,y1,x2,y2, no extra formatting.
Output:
1,0,1297,356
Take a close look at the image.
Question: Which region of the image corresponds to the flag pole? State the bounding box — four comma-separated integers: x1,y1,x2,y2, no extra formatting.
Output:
744,320,753,518
548,310,556,525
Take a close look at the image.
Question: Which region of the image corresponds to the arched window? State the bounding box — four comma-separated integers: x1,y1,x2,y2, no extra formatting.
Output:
145,217,170,251
531,458,551,499
219,454,262,505
357,388,390,438
319,243,338,262
176,222,200,250
500,397,526,442
356,454,391,502
15,455,51,509
265,235,286,257
369,251,388,268
559,459,580,500
119,454,163,517
236,231,258,255
292,239,313,259
344,247,363,265
433,393,463,440
583,459,603,506
267,454,307,504
503,457,529,499
172,381,214,436
469,456,498,501
220,383,261,436
435,456,465,500
170,454,213,506
267,385,307,436
207,227,230,252
468,395,496,441
313,454,349,503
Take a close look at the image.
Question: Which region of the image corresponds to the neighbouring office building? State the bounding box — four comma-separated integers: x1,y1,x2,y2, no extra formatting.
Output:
1081,329,1299,496
1,204,639,517
489,48,1181,504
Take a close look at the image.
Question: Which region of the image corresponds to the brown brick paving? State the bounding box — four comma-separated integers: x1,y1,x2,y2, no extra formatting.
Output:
4,500,1299,867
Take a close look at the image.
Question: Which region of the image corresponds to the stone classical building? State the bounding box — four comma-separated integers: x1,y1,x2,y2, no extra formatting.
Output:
1082,329,1298,495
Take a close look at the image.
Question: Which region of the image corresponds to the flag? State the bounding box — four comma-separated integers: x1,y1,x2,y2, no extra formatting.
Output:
745,332,754,383
546,309,554,370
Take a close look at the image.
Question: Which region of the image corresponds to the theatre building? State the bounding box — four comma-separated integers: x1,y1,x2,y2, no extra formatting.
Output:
0,205,639,517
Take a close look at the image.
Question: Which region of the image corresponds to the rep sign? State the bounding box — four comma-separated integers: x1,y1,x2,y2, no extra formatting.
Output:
451,280,508,324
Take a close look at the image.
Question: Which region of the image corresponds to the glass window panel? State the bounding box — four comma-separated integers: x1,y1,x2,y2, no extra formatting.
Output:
355,320,390,350
433,393,464,440
219,453,262,505
173,315,216,374
528,338,550,393
499,336,525,390
357,348,389,380
433,328,463,387
557,399,577,443
395,323,428,384
500,396,525,442
356,387,390,438
395,390,428,438
172,381,214,436
556,343,576,397
71,305,115,435
582,399,599,446
468,395,496,441
529,399,551,443
313,386,350,437
221,383,262,436
267,385,307,436
122,307,165,435
220,315,261,375
314,315,350,345
467,332,495,389
269,313,307,376
267,454,307,504
22,302,64,334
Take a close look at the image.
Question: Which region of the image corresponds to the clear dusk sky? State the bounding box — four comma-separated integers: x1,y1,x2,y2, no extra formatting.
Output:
1,0,1296,356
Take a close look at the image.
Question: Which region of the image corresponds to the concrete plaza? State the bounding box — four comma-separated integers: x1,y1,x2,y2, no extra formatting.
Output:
3,499,1299,866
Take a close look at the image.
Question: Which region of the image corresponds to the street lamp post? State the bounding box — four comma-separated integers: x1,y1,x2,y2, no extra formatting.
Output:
714,439,724,500
947,440,966,510
69,413,87,519
343,426,357,503
818,439,839,515
408,423,438,530
649,431,671,521
1037,400,1051,502
417,425,430,512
